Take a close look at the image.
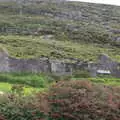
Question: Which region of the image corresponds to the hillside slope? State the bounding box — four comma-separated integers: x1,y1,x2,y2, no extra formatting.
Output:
0,0,120,61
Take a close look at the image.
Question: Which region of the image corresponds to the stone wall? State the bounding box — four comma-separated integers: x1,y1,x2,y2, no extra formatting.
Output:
8,57,74,75
9,57,51,73
0,50,120,78
0,50,88,75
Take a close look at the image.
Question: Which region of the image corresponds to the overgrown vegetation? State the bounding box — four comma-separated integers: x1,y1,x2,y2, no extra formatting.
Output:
49,80,120,120
0,92,48,120
0,72,119,120
0,72,120,93
0,35,120,61
0,72,54,89
0,1,120,61
0,1,120,119
0,80,120,120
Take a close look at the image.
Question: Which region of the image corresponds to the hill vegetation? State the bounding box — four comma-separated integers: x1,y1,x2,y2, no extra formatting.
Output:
0,0,120,61
0,1,120,120
0,35,120,61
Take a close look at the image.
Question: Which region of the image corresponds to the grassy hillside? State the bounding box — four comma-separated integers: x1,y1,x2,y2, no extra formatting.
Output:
0,0,120,61
0,35,120,61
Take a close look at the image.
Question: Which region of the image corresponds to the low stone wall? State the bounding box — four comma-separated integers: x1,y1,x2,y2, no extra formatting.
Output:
8,57,76,75
8,58,88,75
9,57,51,73
0,50,89,75
0,50,120,77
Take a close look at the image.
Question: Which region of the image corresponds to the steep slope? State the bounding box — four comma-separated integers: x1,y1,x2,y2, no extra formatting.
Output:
0,0,120,61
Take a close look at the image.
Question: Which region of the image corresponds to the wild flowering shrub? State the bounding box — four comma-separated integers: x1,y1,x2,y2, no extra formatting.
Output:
49,80,120,120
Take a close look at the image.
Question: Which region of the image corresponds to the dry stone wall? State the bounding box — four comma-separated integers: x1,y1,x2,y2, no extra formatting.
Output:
0,50,120,78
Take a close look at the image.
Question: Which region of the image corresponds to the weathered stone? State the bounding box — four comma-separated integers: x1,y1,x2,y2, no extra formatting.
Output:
9,57,51,73
0,48,9,72
0,48,120,78
50,60,72,75
95,54,120,77
88,62,97,77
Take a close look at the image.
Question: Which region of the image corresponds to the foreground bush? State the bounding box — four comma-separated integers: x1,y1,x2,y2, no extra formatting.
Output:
0,80,120,120
49,80,120,120
0,93,49,120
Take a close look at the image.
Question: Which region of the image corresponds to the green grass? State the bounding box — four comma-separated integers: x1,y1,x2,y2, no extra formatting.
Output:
0,35,120,61
89,77,120,86
0,82,45,95
72,77,120,86
0,72,119,95
0,73,53,94
0,72,53,88
0,82,11,92
0,82,41,95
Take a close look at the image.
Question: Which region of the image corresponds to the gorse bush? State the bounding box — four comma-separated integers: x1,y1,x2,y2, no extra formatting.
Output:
49,80,120,120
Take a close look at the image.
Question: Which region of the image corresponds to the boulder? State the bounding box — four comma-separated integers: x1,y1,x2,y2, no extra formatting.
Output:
97,54,120,78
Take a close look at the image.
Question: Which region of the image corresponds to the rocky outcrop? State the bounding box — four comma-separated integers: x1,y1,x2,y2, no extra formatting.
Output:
89,54,120,77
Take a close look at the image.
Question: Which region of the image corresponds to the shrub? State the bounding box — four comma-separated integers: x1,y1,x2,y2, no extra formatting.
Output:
0,80,120,120
11,84,24,96
0,72,50,88
49,80,120,120
0,92,49,120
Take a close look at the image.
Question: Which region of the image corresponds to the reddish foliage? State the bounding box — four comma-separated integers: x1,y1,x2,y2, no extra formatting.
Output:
0,115,5,120
49,80,120,120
